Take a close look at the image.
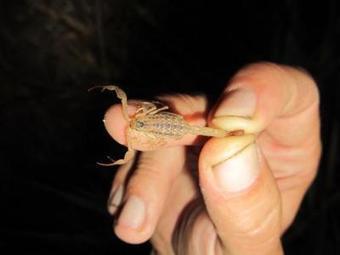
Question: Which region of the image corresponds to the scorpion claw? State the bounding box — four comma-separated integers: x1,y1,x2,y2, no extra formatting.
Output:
96,156,121,166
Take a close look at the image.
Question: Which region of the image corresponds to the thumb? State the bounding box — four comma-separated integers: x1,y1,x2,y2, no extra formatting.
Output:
199,135,283,255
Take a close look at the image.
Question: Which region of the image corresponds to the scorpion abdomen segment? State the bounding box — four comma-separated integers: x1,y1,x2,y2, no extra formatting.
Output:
189,125,228,138
131,112,190,138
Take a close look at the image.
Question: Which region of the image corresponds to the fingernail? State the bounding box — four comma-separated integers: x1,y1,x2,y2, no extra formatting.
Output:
108,185,124,215
215,89,256,118
212,143,259,193
118,196,145,229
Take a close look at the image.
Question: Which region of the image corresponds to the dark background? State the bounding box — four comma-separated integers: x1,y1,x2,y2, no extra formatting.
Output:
1,1,340,254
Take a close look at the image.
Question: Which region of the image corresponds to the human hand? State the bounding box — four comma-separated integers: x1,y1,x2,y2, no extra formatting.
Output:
103,63,321,255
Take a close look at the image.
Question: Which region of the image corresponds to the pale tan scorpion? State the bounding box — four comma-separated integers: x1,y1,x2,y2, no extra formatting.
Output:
92,85,241,166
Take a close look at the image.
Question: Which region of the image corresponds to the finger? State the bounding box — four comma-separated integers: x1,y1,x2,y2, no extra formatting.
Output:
211,62,320,146
103,95,210,150
210,63,321,227
107,157,136,215
151,165,199,254
114,146,186,244
199,135,283,255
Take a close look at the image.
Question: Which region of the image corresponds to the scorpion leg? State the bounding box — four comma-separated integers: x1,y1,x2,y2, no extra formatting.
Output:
135,102,163,118
102,85,131,122
135,103,168,117
110,148,136,165
96,148,136,166
135,102,157,115
139,101,164,111
148,106,169,115
113,128,136,165
97,135,136,166
90,85,131,122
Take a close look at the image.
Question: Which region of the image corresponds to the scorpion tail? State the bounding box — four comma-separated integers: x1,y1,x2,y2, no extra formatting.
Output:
190,126,244,138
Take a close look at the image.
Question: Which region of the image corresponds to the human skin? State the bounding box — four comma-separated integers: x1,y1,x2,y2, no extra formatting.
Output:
103,63,321,255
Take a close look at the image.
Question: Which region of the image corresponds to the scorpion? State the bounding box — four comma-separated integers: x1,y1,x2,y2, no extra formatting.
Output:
91,85,242,165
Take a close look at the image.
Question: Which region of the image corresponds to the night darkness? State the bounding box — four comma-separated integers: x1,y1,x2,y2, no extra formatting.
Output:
1,1,340,254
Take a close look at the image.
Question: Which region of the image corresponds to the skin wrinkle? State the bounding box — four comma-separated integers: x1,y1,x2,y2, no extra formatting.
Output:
265,103,320,149
260,146,318,179
260,128,319,156
211,141,255,169
223,204,282,255
230,63,307,120
258,124,320,187
217,190,279,238
269,100,320,134
262,63,296,117
229,234,283,255
282,69,319,117
213,114,252,119
284,85,319,119
233,200,281,238
213,89,255,119
276,167,317,194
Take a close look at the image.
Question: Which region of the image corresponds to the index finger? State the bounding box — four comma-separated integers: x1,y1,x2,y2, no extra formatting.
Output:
212,63,320,146
204,63,321,228
103,95,210,151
